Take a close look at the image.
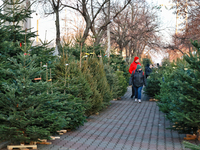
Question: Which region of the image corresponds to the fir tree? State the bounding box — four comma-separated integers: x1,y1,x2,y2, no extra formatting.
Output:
0,0,55,90
82,59,103,115
143,68,162,98
54,56,93,117
183,141,200,150
87,57,112,106
104,64,120,99
157,41,200,134
0,53,67,143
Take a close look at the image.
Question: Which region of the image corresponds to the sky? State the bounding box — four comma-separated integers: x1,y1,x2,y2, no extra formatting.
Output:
146,0,176,63
31,0,177,64
0,0,177,63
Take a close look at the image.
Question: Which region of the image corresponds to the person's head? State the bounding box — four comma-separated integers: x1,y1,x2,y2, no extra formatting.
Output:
134,56,139,63
136,65,142,71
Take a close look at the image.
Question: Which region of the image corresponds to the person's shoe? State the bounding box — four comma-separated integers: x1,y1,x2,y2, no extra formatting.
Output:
135,98,137,102
138,99,141,103
131,95,134,98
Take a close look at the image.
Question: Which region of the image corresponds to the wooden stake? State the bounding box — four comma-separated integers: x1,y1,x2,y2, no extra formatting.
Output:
80,43,82,68
7,144,37,150
40,62,42,79
50,68,53,94
50,136,60,140
46,63,48,94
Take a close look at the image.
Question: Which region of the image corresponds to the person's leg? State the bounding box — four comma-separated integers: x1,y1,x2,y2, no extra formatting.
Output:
131,85,135,98
137,86,143,103
133,86,138,102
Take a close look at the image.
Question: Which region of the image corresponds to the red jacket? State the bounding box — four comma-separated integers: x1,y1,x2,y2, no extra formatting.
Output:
129,57,141,74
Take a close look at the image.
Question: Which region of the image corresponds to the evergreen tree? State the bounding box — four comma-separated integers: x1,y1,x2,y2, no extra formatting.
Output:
87,57,112,106
156,41,200,134
142,57,152,67
115,71,127,97
183,141,200,150
54,55,93,117
143,68,162,98
104,64,120,99
0,0,55,90
107,54,129,84
0,53,67,143
82,59,104,115
0,0,35,58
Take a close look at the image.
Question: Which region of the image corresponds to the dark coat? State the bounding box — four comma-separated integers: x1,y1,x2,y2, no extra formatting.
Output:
131,70,146,87
145,64,152,76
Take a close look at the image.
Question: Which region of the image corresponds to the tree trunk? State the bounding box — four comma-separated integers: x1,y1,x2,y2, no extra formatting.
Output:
81,23,90,46
55,9,61,54
106,0,110,57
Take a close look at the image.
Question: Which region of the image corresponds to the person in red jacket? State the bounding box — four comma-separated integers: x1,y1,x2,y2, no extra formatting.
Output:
129,56,141,98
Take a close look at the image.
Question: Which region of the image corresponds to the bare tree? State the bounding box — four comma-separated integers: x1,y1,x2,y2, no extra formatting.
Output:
61,0,132,46
32,0,65,53
110,0,161,60
165,0,200,60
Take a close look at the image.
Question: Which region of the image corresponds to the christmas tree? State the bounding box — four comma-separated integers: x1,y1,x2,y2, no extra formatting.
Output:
0,53,67,143
54,54,93,117
87,57,112,106
183,141,200,150
143,67,162,98
157,40,200,134
104,64,120,99
0,0,55,90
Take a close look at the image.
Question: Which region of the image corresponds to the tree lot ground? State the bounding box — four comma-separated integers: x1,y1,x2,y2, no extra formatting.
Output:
0,87,195,150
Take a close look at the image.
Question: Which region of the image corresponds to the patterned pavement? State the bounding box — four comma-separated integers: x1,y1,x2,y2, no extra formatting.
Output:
2,87,198,150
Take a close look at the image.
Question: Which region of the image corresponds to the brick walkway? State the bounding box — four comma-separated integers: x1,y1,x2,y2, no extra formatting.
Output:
35,87,199,150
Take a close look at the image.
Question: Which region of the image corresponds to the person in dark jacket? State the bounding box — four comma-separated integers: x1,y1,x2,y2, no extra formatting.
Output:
145,63,152,78
131,65,146,103
129,56,141,98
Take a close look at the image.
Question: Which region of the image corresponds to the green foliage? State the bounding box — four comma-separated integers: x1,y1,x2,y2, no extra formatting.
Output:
47,94,86,130
0,54,67,143
62,43,105,61
115,71,127,97
156,41,200,134
161,57,171,68
0,0,55,91
107,54,129,84
54,56,94,117
82,61,103,115
143,68,162,97
142,57,152,67
104,64,120,99
183,141,200,150
0,0,35,91
87,58,112,106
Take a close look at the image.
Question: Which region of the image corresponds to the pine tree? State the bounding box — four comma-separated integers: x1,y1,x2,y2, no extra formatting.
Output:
0,0,35,58
0,0,55,90
143,68,162,98
157,41,200,134
183,141,200,150
54,56,93,117
0,53,67,143
104,64,120,99
87,57,112,106
82,60,103,115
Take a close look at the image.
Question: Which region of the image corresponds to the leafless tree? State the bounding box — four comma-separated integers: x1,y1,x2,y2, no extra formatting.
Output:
61,0,132,46
110,0,161,60
32,0,65,54
165,0,200,60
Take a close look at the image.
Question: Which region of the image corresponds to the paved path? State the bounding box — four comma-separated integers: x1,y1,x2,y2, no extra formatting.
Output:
36,87,199,150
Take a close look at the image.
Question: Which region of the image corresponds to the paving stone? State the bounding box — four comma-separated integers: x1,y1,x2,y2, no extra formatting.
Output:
36,87,200,150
